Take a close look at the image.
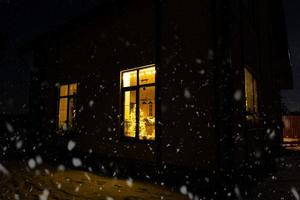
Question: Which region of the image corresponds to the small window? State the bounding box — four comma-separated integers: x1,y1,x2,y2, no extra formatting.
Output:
245,68,258,118
58,83,77,131
121,65,156,140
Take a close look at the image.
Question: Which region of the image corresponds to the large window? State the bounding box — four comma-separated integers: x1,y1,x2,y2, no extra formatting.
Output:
58,83,77,130
245,68,258,119
121,65,156,140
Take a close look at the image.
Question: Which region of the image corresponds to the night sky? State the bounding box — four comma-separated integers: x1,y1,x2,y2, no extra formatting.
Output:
0,0,300,113
0,0,104,114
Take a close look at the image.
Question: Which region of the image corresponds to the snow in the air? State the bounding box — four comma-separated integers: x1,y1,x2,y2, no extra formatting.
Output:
16,140,23,149
36,155,43,165
28,158,36,169
72,158,82,167
234,89,242,101
291,187,300,200
180,185,188,195
184,89,191,99
0,163,9,175
39,189,49,200
89,100,95,107
5,122,14,133
67,140,76,151
126,177,133,187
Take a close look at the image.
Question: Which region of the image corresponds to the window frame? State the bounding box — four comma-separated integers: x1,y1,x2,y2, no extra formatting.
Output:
57,83,78,131
120,64,156,141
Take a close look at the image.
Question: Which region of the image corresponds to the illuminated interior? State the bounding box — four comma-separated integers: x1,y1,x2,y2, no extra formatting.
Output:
245,68,258,115
139,86,155,140
123,70,137,87
58,83,77,130
122,65,156,140
124,90,136,138
139,67,155,85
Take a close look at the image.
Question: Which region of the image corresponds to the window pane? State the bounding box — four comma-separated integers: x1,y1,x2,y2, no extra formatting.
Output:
68,98,76,128
58,98,68,129
60,85,68,97
123,71,137,87
253,78,258,112
139,86,155,140
139,67,155,85
69,83,77,95
245,68,253,113
124,90,136,138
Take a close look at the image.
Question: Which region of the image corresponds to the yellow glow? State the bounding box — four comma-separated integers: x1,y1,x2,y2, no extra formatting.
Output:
69,84,77,95
58,83,78,130
123,71,137,87
245,68,258,114
59,98,68,129
60,85,68,96
124,90,136,137
139,86,155,140
139,67,155,85
121,66,156,140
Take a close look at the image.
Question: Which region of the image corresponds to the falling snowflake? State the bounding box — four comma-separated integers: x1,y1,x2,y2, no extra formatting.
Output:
184,89,191,99
28,158,36,169
57,164,65,171
16,140,23,149
234,185,242,200
36,155,43,165
5,122,14,133
195,58,202,64
291,187,300,200
72,158,82,167
0,163,9,175
39,189,49,200
126,177,133,187
233,89,242,101
68,140,76,151
180,185,187,195
89,100,95,107
269,130,276,140
14,194,20,200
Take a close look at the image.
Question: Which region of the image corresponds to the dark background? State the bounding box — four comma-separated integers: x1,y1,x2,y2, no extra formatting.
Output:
0,0,299,113
282,0,300,112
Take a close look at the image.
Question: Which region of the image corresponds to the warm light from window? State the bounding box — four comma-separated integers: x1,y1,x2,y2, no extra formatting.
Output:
139,67,156,85
245,68,258,115
139,86,155,140
121,65,156,140
124,90,136,138
58,83,77,130
123,71,137,87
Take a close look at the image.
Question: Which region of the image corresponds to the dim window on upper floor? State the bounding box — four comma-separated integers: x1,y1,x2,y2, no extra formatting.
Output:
58,83,78,132
121,65,156,141
245,68,258,121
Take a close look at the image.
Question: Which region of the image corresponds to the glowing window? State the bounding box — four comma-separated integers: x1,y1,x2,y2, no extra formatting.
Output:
121,65,156,140
245,68,258,116
58,83,77,131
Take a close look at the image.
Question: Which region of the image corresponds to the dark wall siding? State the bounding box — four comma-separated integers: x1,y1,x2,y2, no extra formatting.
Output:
30,0,290,170
159,0,217,169
34,0,218,169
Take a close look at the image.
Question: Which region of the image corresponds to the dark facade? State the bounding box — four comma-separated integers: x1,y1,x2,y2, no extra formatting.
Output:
27,0,292,177
283,115,300,141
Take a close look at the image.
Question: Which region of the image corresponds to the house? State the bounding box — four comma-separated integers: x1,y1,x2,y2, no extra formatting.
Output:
26,0,292,179
283,114,300,143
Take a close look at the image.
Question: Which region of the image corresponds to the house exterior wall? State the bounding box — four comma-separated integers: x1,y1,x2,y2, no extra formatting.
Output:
159,0,217,169
283,116,300,139
28,0,290,172
31,0,218,170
